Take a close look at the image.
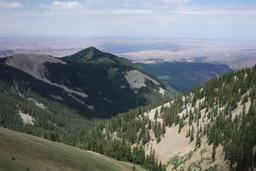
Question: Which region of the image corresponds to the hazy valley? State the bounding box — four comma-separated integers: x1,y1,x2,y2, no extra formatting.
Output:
1,37,256,70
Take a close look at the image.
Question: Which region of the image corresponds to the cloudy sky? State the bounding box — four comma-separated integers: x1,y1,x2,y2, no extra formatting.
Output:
0,0,255,40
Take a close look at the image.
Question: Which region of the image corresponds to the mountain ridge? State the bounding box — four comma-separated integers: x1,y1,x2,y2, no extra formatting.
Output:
0,48,172,119
62,47,135,66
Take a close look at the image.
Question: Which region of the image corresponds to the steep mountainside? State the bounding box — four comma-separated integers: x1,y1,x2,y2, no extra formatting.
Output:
0,63,92,142
80,65,256,171
138,62,232,92
0,48,172,119
0,127,146,171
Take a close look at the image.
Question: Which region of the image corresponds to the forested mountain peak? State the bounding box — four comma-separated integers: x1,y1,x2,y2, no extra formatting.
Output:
72,46,109,60
62,46,133,65
0,49,172,120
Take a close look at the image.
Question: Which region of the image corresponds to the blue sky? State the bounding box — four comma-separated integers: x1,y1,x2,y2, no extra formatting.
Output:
0,0,255,40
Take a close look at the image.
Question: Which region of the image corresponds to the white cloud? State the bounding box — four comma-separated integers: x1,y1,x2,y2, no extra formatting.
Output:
0,1,23,9
85,0,131,10
168,7,256,15
149,0,190,6
142,0,190,10
85,0,189,10
86,0,127,6
49,1,83,10
112,9,151,15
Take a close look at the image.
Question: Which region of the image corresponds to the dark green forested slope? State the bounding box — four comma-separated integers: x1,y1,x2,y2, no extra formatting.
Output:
77,65,256,171
0,64,92,143
0,47,173,119
138,62,232,92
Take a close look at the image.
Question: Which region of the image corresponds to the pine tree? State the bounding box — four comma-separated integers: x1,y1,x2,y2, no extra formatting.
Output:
154,110,159,120
195,131,201,148
190,127,194,142
212,144,216,162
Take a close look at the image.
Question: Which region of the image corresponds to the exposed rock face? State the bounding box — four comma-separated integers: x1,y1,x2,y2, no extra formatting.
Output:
125,70,160,89
5,54,88,98
6,54,66,80
18,111,35,125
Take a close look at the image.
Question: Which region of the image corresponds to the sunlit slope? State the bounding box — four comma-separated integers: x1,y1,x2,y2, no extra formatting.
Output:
0,127,146,171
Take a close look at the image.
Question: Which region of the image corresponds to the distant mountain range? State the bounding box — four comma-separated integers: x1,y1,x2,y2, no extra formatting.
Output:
138,62,232,92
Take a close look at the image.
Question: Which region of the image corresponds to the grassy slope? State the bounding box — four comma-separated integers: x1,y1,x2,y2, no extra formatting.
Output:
0,127,146,171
